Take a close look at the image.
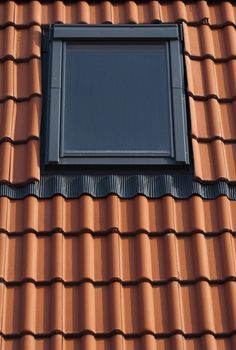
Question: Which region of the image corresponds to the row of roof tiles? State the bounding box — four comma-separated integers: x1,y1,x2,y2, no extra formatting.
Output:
1,334,236,350
1,57,236,101
0,195,236,234
1,98,236,143
1,280,236,334
2,24,236,62
2,126,236,183
0,1,236,27
3,139,236,183
2,146,236,186
0,231,235,283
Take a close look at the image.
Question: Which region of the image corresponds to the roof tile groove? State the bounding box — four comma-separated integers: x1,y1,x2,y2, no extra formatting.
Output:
0,140,39,184
186,57,236,101
0,231,235,283
190,98,236,140
1,280,236,335
0,98,41,142
0,195,235,234
0,58,41,101
0,1,235,27
192,140,236,181
184,24,236,61
1,334,236,350
0,25,41,61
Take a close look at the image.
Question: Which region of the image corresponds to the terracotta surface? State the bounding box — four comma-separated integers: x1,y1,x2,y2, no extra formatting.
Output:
0,193,235,349
0,140,39,184
1,281,236,334
0,334,236,350
184,24,236,60
190,98,236,140
0,25,41,61
0,97,41,142
0,59,41,101
0,1,235,26
0,195,236,233
193,140,236,181
0,2,236,350
0,231,235,282
186,57,236,100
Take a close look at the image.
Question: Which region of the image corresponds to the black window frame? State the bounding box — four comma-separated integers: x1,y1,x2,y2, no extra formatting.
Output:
44,24,189,167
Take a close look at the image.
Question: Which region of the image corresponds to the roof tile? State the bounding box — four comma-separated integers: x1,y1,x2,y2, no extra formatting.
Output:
0,97,41,142
0,195,235,234
1,1,235,27
184,24,236,60
192,139,236,181
0,59,41,101
1,231,235,283
186,57,236,100
1,334,236,350
0,140,39,184
1,281,236,335
0,25,41,61
0,2,236,348
190,98,236,140
207,1,236,27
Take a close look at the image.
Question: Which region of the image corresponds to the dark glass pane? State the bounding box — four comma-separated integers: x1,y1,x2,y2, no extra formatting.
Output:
63,43,171,155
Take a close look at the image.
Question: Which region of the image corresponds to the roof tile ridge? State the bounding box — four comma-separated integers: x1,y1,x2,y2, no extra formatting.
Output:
191,135,236,144
1,276,236,288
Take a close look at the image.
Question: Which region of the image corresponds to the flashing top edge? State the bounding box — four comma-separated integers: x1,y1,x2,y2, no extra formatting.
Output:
52,24,179,40
1,175,236,199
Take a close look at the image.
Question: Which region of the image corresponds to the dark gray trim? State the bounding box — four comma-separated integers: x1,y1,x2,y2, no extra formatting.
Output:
47,40,62,163
169,39,188,163
52,24,179,40
2,175,236,199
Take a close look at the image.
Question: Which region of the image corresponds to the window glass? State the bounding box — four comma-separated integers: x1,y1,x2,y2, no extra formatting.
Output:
63,43,171,155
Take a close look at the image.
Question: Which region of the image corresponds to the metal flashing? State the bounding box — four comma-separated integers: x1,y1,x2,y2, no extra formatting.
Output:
52,24,180,40
1,175,236,199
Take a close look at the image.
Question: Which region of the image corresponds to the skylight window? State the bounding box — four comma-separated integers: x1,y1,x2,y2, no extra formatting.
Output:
44,25,189,166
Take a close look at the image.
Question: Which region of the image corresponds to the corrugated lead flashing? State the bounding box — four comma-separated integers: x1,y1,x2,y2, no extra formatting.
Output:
1,175,236,199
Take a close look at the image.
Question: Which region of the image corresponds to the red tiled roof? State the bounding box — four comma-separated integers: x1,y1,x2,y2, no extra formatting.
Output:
0,1,235,27
1,334,236,350
1,281,236,334
0,2,236,350
0,195,236,234
0,1,235,182
1,231,236,282
0,194,236,348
